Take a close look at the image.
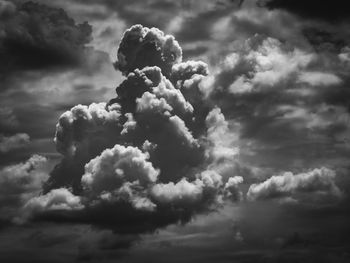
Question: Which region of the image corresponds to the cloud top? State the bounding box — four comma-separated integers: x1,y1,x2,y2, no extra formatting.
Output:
115,24,182,77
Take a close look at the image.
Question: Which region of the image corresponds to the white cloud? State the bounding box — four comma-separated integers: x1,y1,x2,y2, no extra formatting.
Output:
24,188,83,213
247,167,343,202
18,24,245,233
206,107,239,164
82,144,159,198
226,36,314,94
298,72,342,86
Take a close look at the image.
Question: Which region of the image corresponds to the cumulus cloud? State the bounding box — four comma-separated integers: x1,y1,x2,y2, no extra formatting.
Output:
198,29,350,179
247,167,343,203
114,24,182,77
81,144,159,210
209,35,316,95
18,24,243,234
45,102,122,193
54,103,121,157
0,133,30,153
1,2,350,261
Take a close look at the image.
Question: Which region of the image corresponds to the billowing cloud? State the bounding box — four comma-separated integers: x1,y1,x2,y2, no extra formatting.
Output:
82,144,159,211
247,167,343,203
208,35,317,95
17,25,243,234
45,102,122,193
198,30,350,180
1,1,350,262
0,133,30,153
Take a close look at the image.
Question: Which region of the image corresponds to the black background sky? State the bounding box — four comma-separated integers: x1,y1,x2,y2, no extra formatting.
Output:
1,0,350,262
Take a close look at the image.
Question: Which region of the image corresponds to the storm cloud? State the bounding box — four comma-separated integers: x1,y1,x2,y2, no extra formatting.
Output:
15,25,244,235
1,2,350,262
0,0,92,76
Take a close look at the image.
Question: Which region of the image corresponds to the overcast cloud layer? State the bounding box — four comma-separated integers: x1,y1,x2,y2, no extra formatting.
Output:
1,1,350,262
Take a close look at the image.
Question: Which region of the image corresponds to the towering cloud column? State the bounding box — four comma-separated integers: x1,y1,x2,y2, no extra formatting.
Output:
27,25,242,233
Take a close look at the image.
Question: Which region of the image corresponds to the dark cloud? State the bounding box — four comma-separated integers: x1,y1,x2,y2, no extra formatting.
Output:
44,26,210,195
302,27,348,53
260,0,350,23
44,102,122,193
0,1,92,77
14,25,245,238
1,1,350,261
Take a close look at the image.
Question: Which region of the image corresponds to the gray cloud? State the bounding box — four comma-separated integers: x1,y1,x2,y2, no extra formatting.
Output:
247,167,343,203
44,102,122,193
1,1,350,261
23,188,83,221
0,154,49,222
114,24,182,77
0,133,30,153
15,25,244,235
199,31,350,178
0,1,93,76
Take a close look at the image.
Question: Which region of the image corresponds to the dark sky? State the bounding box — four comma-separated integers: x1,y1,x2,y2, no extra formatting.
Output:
1,0,350,262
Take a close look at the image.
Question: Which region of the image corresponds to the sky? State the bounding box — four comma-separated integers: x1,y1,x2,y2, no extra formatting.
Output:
0,0,350,262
